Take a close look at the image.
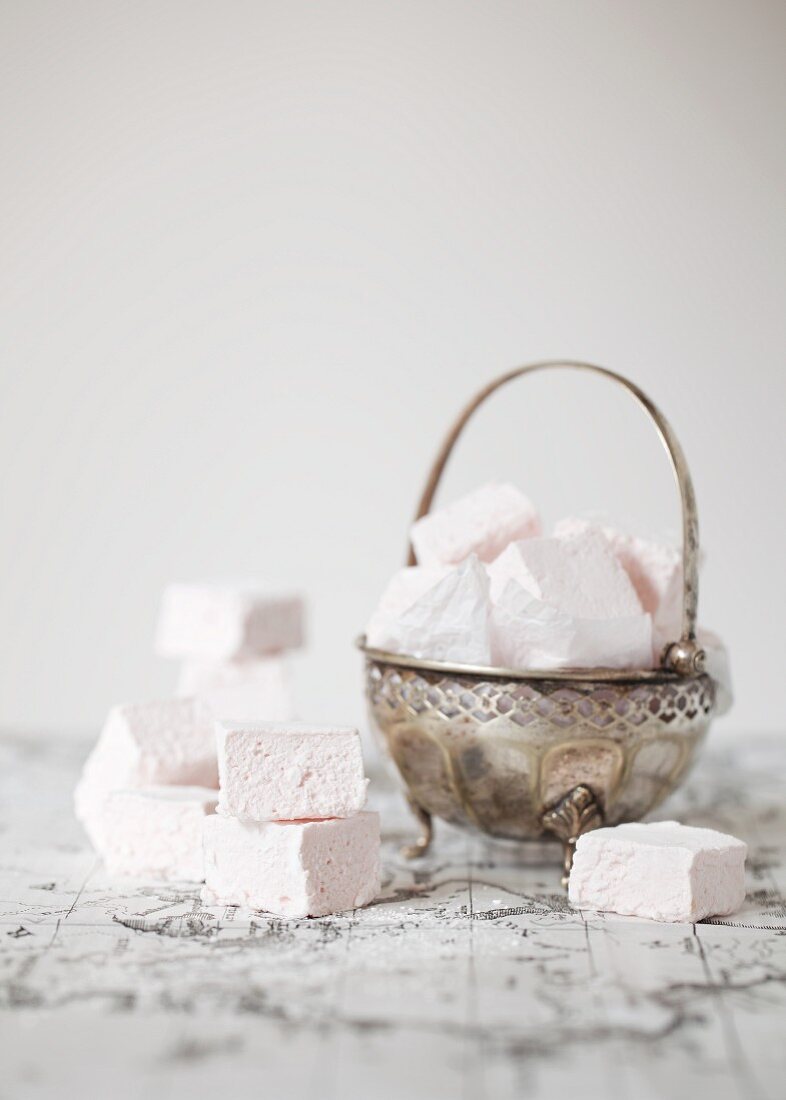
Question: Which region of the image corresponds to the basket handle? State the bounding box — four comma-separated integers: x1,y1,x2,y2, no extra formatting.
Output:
407,360,705,676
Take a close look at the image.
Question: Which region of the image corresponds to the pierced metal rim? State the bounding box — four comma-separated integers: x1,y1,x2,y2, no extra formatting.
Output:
356,635,689,684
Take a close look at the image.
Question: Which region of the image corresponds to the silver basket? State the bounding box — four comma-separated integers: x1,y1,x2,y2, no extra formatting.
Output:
358,361,713,881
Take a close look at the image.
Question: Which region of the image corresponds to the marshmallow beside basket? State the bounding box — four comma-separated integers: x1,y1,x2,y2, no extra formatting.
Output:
359,361,718,881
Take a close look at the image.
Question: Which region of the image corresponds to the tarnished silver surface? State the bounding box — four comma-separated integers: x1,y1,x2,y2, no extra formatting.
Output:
541,785,604,886
365,659,714,851
359,638,690,683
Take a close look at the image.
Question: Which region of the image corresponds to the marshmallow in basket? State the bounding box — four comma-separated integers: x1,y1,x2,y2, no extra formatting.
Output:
365,482,731,710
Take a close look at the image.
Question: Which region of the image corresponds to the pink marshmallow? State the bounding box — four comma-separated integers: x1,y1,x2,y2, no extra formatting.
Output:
97,786,217,880
202,811,380,918
569,821,747,923
75,698,218,844
491,578,653,670
488,530,643,620
155,582,304,660
554,518,682,650
365,555,492,665
216,720,368,822
177,657,294,722
410,482,540,566
365,565,450,644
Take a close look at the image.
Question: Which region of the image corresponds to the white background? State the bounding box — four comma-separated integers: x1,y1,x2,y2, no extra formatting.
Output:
1,1,784,738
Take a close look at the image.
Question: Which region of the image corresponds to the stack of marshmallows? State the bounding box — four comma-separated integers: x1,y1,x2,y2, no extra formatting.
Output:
366,481,731,707
75,583,381,918
155,581,305,721
74,583,304,880
74,695,220,880
203,721,380,918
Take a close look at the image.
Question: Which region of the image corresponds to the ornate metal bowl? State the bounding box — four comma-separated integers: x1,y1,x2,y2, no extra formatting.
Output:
359,362,716,878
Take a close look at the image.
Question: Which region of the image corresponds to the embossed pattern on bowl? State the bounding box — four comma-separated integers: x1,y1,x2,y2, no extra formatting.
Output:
365,659,714,841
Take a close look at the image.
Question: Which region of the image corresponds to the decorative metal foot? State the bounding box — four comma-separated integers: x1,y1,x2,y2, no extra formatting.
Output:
401,798,433,859
541,785,604,888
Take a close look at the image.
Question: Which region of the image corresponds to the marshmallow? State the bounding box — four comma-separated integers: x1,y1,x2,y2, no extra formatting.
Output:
75,698,218,844
365,554,492,665
202,811,380,918
554,518,682,652
177,657,294,722
488,530,643,619
699,628,733,717
216,720,368,821
365,565,451,644
491,579,653,670
97,786,217,880
155,583,304,660
410,482,540,566
552,523,732,694
568,820,747,922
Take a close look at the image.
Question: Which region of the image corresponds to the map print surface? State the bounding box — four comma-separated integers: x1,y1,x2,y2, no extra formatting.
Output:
1,733,785,1099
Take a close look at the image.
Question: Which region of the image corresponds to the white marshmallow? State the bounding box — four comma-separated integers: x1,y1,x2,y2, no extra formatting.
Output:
491,579,653,670
216,720,368,822
554,518,682,652
365,565,451,646
489,530,643,619
97,786,217,880
365,555,492,665
410,482,540,566
569,820,747,923
155,583,304,660
202,811,380,918
75,698,218,845
177,657,294,722
698,628,734,717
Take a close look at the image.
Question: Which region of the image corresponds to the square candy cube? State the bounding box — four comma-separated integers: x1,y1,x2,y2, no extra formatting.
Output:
177,656,294,722
202,811,380,918
216,720,368,821
155,582,304,660
553,517,682,655
365,555,492,666
490,578,652,671
75,698,218,844
488,529,643,619
98,786,217,880
365,565,450,646
410,482,540,566
568,820,747,923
